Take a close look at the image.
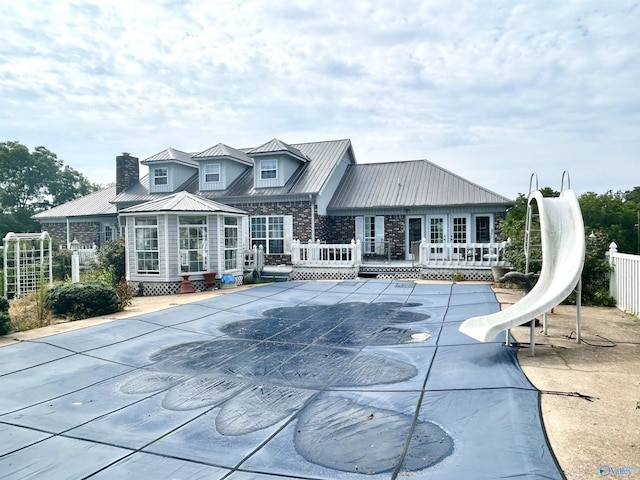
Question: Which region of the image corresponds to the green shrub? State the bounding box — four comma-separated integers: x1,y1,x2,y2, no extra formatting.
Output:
115,279,137,311
0,296,9,312
0,312,10,335
52,249,72,281
96,240,126,286
48,282,119,320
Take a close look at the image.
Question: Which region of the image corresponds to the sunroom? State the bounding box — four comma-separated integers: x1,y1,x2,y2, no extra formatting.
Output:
119,191,248,295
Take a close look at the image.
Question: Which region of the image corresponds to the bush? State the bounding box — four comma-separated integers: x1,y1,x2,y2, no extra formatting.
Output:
8,292,53,331
0,296,9,312
115,279,137,311
0,312,10,335
48,282,119,320
96,240,126,286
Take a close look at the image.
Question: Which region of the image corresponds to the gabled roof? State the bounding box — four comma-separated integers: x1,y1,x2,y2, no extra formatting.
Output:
141,148,198,168
192,143,253,165
119,191,246,215
328,159,513,211
32,185,117,220
249,138,309,163
197,139,354,200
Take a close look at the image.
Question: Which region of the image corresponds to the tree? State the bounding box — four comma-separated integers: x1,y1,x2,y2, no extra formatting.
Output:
579,191,639,254
498,186,621,306
49,165,100,205
0,141,100,237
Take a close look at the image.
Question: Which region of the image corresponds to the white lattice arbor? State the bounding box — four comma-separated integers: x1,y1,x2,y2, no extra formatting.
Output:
3,232,53,299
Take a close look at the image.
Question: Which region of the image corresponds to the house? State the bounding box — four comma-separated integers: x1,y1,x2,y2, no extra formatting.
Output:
33,138,513,291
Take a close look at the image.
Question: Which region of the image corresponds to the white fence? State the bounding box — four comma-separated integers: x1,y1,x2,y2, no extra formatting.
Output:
244,245,265,272
290,239,510,269
417,240,511,268
609,243,640,317
291,239,362,266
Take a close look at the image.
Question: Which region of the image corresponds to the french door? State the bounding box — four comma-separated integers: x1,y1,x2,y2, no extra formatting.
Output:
427,215,448,260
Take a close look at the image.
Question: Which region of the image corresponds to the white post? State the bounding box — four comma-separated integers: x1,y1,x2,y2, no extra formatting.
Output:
419,237,426,266
71,252,80,283
609,242,617,299
354,239,362,266
291,240,299,265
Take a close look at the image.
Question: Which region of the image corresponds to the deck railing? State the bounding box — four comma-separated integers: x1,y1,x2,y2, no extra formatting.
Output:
609,243,640,317
417,240,511,267
290,239,510,269
244,244,265,272
291,239,362,266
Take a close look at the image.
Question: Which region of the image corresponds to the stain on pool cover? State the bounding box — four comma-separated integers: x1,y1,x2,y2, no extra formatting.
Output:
119,302,452,473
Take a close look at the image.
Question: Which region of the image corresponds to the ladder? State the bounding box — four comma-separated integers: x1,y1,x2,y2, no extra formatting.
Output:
524,174,542,275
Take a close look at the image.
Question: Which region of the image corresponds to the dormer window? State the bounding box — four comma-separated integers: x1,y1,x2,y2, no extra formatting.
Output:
204,163,220,183
260,159,277,180
154,167,168,185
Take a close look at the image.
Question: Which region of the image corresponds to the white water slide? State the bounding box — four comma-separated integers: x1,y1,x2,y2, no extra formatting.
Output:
459,188,585,343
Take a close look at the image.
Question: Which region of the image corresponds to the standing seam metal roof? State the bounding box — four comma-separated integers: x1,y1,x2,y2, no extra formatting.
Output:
31,185,117,219
328,159,513,210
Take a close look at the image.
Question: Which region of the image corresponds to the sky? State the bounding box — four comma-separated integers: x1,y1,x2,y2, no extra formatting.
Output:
1,0,638,200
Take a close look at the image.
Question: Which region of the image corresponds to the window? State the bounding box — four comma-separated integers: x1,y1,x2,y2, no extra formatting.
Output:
475,216,491,243
179,216,207,273
204,163,220,183
260,159,277,180
251,216,285,254
154,167,168,185
135,217,159,274
224,217,238,270
104,225,114,243
452,217,467,243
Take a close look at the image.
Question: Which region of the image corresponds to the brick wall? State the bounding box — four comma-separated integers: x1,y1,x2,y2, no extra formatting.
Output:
40,221,101,247
226,200,314,265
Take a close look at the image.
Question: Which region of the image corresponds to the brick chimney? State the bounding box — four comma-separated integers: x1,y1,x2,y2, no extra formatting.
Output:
116,152,139,194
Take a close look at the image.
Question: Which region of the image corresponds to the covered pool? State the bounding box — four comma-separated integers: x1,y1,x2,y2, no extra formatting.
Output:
0,280,562,479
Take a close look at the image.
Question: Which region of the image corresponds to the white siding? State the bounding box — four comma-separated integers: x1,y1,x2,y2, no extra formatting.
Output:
199,160,249,191
254,155,303,189
148,163,197,194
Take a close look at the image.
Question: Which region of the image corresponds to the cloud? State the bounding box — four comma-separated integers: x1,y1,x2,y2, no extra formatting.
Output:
0,0,638,199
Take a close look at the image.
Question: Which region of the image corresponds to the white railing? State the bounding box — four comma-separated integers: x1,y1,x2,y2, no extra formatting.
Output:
244,244,265,272
291,239,362,266
418,240,511,267
609,242,640,317
77,246,98,266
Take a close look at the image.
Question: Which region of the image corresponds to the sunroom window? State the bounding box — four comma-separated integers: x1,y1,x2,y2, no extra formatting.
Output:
135,217,159,274
224,217,238,270
179,216,207,273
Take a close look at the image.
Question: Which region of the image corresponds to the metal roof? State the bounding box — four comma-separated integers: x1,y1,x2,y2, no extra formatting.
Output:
328,159,513,211
196,139,353,200
192,143,253,165
119,191,246,215
141,148,198,167
249,138,309,162
32,185,118,220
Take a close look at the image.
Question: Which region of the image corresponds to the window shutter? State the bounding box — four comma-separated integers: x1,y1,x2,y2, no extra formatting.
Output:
355,216,364,243
283,215,293,254
375,216,385,254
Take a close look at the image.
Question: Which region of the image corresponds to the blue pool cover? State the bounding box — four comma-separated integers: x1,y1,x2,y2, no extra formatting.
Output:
0,280,564,479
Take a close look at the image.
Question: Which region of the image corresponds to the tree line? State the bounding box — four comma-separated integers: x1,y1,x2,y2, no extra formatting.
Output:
0,141,100,239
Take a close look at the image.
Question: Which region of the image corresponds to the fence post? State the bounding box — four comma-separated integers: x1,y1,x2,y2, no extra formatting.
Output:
419,238,426,266
291,240,299,265
608,242,617,299
257,244,264,271
354,239,362,266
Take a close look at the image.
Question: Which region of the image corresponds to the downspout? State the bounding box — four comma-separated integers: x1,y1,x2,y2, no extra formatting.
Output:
66,218,71,249
309,194,315,242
